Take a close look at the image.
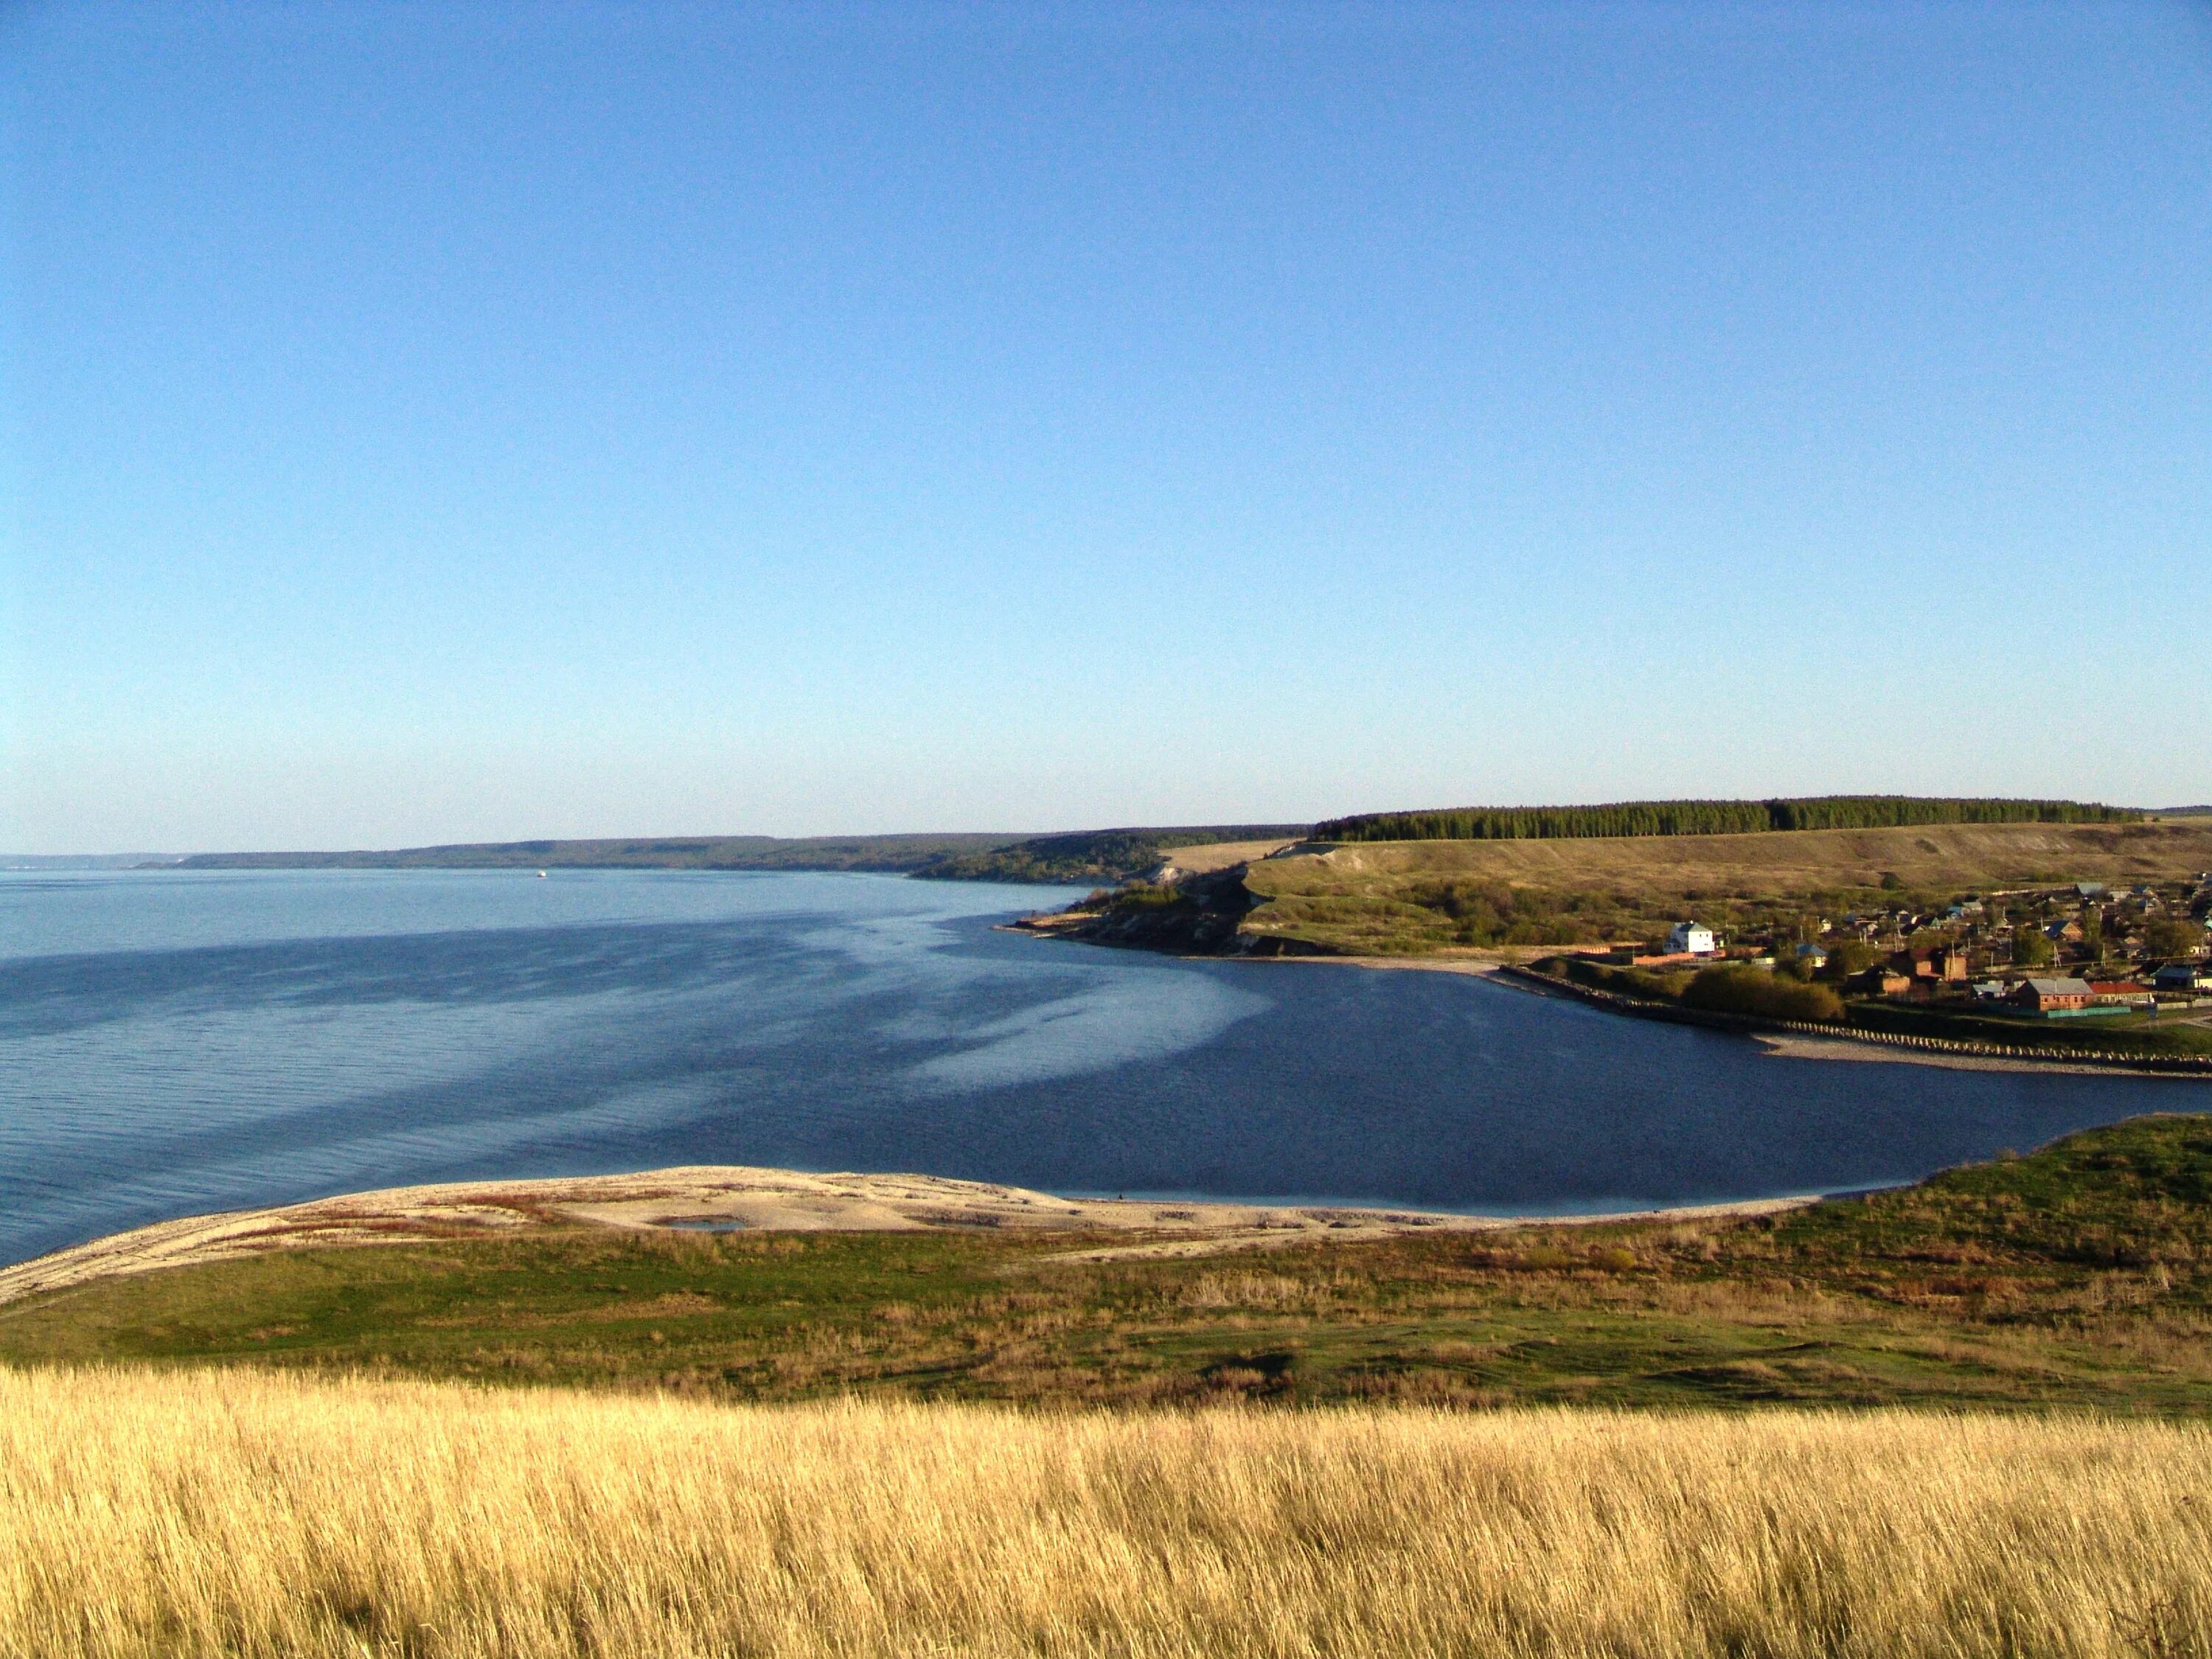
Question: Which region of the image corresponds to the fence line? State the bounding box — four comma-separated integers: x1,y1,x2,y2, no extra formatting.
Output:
1497,965,2212,1075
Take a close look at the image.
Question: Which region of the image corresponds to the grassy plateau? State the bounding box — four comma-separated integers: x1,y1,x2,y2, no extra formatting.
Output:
1237,820,2212,956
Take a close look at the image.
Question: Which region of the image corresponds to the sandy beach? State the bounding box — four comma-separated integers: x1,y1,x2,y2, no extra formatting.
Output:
0,1164,1818,1307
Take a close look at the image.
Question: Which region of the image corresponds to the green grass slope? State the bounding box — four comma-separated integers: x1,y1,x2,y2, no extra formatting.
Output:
4,1115,2209,1413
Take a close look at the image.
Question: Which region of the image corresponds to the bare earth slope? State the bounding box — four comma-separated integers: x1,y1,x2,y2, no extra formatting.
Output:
1146,838,1299,877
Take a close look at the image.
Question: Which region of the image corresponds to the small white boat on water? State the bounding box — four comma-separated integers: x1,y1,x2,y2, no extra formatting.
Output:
536,870,548,879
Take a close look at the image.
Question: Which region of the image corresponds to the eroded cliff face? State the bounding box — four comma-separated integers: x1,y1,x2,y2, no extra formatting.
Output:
1034,866,1326,956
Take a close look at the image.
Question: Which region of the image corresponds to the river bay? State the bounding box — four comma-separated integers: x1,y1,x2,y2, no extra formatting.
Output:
2,867,2199,1265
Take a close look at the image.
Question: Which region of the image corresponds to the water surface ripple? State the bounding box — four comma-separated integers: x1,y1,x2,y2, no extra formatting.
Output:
1,869,2198,1265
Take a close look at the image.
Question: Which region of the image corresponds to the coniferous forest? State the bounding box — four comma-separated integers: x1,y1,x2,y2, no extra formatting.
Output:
1315,797,2143,844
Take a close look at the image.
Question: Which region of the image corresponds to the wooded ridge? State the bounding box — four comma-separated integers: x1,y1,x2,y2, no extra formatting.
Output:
1317,796,2145,843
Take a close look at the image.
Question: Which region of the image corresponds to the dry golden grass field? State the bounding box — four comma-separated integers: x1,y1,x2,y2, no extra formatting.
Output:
1238,820,2212,955
1273,820,2212,894
4,1365,2210,1659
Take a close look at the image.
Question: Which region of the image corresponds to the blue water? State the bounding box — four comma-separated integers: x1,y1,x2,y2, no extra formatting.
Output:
2,868,2201,1266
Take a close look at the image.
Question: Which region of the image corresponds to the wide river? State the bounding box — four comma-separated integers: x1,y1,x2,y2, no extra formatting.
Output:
3,868,2202,1265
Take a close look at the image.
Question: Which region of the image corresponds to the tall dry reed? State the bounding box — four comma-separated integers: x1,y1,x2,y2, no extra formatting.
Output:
1,1365,2206,1658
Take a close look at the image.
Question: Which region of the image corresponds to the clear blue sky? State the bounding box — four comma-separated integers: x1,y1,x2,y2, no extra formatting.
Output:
4,1,2208,852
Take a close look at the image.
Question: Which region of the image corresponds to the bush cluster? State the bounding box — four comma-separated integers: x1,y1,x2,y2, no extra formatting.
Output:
1682,966,1846,1023
1559,959,1694,1001
1558,958,1840,1022
1107,883,1192,911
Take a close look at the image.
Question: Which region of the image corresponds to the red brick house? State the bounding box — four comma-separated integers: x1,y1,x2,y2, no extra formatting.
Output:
2014,977,2093,1014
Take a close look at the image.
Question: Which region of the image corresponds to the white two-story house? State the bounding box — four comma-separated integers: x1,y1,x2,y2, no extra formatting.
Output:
1666,921,1718,956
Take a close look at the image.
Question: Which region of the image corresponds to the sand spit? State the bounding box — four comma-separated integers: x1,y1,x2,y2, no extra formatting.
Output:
1747,1032,2173,1077
0,1166,1816,1306
1257,953,1523,975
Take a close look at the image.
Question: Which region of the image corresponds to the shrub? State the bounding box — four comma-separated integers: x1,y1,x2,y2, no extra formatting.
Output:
1819,941,1883,982
1110,884,1192,911
2146,917,2205,959
1562,959,1693,1002
1683,966,1845,1023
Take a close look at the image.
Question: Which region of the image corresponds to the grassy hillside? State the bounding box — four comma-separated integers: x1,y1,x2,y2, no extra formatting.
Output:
7,1115,2211,1413
914,824,1308,883
170,832,1026,873
6,1368,2207,1659
1239,818,2212,954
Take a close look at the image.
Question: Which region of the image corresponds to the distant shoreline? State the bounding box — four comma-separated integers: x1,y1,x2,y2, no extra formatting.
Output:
1222,950,2212,1079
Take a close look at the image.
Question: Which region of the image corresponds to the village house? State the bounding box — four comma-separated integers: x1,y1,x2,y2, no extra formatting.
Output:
2087,981,2155,1009
2153,961,2212,992
1665,921,1717,956
1899,944,1969,982
2013,976,2095,1015
1849,966,1914,998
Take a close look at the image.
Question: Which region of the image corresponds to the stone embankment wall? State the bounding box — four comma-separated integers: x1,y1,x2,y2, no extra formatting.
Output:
1498,966,2212,1076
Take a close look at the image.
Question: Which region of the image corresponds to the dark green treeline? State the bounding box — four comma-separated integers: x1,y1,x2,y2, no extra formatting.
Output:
1315,797,2143,844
